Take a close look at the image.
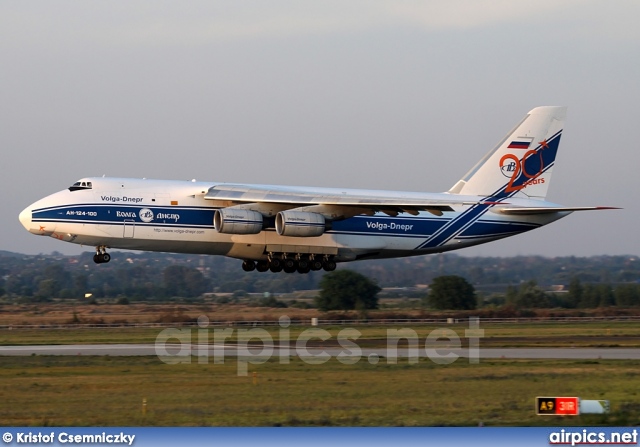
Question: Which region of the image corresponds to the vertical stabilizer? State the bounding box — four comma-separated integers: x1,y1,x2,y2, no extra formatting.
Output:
449,106,567,200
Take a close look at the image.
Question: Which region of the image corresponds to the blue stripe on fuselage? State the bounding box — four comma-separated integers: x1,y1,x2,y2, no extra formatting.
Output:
32,204,216,228
331,215,449,237
415,204,489,249
31,203,540,243
459,219,540,238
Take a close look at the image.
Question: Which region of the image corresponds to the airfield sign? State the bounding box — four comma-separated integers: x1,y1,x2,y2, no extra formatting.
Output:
536,397,580,416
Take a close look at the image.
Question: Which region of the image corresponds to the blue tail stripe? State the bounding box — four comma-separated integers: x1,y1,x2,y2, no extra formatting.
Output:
415,130,562,250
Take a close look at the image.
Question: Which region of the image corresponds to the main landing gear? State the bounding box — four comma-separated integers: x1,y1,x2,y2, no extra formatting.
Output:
93,246,111,264
241,254,336,274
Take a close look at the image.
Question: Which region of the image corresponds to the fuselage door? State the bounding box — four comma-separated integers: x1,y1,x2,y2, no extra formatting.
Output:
123,219,135,238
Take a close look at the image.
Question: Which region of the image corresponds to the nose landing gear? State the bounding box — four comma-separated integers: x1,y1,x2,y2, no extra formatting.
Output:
93,246,111,264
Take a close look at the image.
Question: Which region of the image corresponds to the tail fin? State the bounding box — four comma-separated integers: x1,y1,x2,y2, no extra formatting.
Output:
449,106,567,200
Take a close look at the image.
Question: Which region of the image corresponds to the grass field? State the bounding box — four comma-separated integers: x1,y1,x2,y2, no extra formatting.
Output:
3,306,640,427
1,356,639,427
2,321,640,347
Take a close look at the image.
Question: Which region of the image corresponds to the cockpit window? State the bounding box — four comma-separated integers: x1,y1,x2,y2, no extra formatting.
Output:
68,180,93,192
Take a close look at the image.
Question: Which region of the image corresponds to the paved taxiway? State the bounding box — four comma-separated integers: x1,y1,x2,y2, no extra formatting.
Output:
1,344,640,360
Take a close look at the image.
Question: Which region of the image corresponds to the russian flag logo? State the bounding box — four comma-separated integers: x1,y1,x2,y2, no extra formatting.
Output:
507,140,531,149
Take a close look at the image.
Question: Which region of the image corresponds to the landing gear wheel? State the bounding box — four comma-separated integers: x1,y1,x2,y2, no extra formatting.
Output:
310,260,323,271
322,260,337,271
242,260,256,272
269,258,283,273
93,246,111,264
256,261,269,272
283,258,297,273
297,259,310,274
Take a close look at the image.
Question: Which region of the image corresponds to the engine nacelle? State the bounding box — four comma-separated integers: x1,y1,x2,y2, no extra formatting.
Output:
214,209,263,234
276,211,325,237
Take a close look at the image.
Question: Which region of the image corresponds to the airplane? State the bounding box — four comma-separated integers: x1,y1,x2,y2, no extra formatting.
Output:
19,106,617,274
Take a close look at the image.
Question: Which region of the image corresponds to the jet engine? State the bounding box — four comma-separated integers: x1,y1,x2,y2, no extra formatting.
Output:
214,209,263,234
275,211,325,237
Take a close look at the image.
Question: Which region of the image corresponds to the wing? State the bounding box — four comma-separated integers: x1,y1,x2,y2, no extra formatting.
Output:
494,206,620,215
204,184,485,218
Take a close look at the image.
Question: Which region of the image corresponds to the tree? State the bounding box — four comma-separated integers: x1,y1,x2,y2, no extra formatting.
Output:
73,273,89,298
426,275,476,310
36,279,58,299
505,285,518,305
163,265,208,297
316,270,380,311
597,283,615,307
566,277,583,308
511,280,553,308
579,284,600,308
615,284,640,307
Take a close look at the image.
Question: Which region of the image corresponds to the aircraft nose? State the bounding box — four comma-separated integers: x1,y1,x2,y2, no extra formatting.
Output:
19,206,32,232
19,204,54,235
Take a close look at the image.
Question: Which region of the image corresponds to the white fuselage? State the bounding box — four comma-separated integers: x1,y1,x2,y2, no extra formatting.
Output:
19,177,568,263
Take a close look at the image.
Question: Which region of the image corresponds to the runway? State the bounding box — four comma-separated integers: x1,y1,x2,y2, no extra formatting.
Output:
1,344,640,360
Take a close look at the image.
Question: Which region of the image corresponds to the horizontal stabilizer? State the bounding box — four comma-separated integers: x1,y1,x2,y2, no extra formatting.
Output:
494,206,620,216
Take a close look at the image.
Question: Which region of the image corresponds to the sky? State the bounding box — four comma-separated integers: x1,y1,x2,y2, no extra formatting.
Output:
1,1,638,258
